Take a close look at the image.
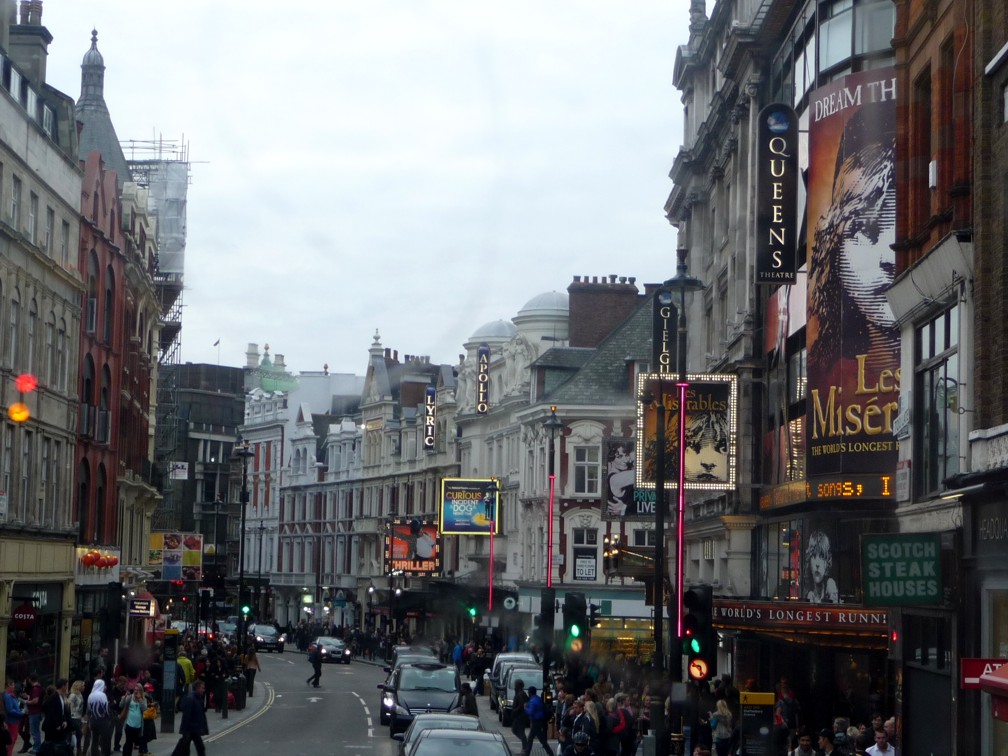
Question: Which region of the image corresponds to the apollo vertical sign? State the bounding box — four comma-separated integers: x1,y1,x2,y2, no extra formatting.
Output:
423,385,437,450
755,103,798,284
476,343,490,414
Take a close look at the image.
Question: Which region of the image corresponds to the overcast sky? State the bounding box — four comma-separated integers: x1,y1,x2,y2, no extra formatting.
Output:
44,1,692,376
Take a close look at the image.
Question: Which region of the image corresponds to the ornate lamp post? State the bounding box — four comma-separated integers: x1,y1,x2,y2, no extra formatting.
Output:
256,523,266,621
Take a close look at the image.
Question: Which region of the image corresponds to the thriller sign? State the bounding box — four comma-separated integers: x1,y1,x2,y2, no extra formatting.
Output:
755,103,798,285
385,519,441,577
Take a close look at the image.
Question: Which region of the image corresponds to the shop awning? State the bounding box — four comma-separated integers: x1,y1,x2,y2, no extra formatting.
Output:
980,664,1008,721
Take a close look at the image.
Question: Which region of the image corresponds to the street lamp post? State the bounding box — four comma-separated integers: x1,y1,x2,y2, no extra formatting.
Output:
233,436,254,644
663,246,704,683
257,523,266,621
542,406,563,697
212,496,225,627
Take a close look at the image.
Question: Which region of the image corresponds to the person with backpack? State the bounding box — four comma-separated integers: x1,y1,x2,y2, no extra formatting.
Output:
306,645,322,688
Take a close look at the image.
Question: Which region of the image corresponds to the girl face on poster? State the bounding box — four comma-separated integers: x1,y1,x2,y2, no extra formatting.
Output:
806,530,839,603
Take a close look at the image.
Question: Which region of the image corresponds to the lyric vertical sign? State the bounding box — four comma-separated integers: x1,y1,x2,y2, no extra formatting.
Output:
755,103,799,285
423,385,436,450
477,343,490,414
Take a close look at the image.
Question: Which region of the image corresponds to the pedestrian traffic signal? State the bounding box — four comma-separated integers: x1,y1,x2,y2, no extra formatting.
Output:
682,584,716,681
563,592,586,650
8,373,37,423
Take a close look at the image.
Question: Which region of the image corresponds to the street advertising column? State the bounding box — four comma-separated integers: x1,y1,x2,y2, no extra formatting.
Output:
806,69,900,481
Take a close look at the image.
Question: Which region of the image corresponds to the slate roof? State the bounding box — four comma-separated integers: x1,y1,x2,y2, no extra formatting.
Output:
546,294,653,406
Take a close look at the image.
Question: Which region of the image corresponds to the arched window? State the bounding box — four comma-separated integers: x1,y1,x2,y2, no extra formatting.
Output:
56,318,67,392
86,251,98,334
81,354,96,438
26,298,37,374
95,464,107,543
99,365,112,444
103,265,115,343
77,460,91,543
45,312,55,385
8,288,20,368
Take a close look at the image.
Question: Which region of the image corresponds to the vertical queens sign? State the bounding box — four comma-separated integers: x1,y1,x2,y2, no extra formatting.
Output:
755,103,799,285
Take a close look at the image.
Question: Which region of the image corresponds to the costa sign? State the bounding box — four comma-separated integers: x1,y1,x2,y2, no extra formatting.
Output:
755,103,798,285
11,603,37,630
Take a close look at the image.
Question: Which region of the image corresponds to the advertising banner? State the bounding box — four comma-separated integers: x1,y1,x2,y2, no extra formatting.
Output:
385,519,442,577
862,533,942,606
440,478,500,535
423,385,436,450
636,373,738,492
806,69,900,480
476,344,490,414
652,290,676,376
149,532,203,580
755,103,799,284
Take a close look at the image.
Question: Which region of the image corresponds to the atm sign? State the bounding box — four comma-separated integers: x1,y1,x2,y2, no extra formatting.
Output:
961,658,1007,689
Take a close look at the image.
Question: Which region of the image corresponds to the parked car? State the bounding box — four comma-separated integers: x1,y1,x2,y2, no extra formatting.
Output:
392,712,483,756
485,653,536,713
250,624,285,652
498,666,543,727
406,728,512,756
310,635,352,664
379,661,461,737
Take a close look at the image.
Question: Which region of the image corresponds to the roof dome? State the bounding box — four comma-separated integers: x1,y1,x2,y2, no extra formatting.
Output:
82,29,104,68
518,290,569,316
470,319,517,340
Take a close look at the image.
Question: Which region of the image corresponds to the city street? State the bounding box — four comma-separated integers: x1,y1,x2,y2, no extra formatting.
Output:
145,652,544,756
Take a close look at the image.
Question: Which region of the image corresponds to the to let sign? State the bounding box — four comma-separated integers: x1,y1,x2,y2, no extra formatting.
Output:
862,533,942,607
962,658,1007,689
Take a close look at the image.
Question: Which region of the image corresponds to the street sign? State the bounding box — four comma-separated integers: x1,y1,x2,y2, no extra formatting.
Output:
962,658,1008,689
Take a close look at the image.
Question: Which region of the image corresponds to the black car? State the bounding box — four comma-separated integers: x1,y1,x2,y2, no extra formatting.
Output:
379,661,461,737
250,624,285,653
310,635,352,664
407,728,512,756
392,712,483,756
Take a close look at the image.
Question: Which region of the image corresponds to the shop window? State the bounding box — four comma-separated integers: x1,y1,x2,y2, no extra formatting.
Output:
573,446,600,496
914,305,960,496
633,529,657,547
573,528,598,546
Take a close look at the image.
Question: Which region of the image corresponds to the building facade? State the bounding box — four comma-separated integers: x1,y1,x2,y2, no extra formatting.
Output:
0,0,83,685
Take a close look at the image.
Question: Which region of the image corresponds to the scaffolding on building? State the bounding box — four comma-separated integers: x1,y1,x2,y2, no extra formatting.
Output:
124,137,190,530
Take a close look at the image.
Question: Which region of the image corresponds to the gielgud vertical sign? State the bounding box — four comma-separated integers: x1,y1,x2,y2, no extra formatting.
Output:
806,69,899,479
755,103,799,285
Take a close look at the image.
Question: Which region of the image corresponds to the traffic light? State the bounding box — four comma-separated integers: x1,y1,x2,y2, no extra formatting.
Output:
8,373,37,423
467,605,478,620
241,603,250,617
532,587,555,650
563,592,586,651
589,602,602,628
682,584,716,681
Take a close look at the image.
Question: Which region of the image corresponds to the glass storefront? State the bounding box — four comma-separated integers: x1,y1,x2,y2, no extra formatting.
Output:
5,582,63,686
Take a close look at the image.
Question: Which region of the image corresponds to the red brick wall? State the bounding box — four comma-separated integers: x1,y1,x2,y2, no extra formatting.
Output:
567,276,641,348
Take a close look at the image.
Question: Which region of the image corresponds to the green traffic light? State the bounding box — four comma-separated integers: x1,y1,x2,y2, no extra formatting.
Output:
570,624,581,638
690,637,701,654
468,606,477,618
242,605,250,615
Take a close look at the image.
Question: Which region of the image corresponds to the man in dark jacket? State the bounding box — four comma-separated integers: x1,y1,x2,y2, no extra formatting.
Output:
306,646,322,688
41,678,72,748
174,681,209,756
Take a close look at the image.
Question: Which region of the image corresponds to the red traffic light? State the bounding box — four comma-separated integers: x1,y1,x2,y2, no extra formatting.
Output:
15,373,38,393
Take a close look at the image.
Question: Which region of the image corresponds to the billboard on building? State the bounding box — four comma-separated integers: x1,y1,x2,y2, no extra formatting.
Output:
385,519,442,577
635,373,738,492
149,532,203,581
439,478,499,535
806,68,900,481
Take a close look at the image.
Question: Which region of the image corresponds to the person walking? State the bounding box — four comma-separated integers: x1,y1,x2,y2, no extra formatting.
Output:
2,680,25,756
41,678,72,749
85,680,113,756
306,646,322,688
525,686,554,756
24,676,42,756
243,647,261,698
510,679,531,755
119,687,147,756
172,681,208,756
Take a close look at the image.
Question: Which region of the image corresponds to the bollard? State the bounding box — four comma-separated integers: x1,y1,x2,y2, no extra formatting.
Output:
221,677,228,719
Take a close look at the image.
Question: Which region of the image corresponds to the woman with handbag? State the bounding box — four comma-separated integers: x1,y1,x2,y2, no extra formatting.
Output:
120,687,147,756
